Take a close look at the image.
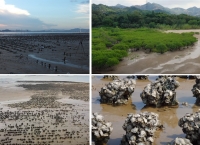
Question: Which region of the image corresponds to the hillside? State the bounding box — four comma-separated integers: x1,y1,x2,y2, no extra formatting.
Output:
92,4,200,29
112,2,200,17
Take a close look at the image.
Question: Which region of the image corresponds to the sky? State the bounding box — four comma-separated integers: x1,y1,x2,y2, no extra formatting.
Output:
92,0,199,9
0,0,89,30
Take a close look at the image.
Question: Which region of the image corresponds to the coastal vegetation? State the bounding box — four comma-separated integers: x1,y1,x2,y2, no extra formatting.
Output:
92,4,200,69
92,28,197,69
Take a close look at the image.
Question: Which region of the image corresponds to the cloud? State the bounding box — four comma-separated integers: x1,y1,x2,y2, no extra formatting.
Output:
0,0,30,15
76,4,89,14
0,13,56,30
0,24,6,27
81,0,89,4
0,0,57,30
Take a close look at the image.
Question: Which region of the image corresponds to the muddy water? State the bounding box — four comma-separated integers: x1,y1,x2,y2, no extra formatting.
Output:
92,76,198,145
103,29,200,74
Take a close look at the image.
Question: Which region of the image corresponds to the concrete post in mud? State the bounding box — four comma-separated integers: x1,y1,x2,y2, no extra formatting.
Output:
121,112,163,145
99,78,136,105
191,76,200,105
92,112,113,145
140,76,180,107
178,110,200,145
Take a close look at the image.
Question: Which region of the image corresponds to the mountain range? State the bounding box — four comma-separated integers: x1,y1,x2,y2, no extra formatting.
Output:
105,2,200,17
92,2,200,17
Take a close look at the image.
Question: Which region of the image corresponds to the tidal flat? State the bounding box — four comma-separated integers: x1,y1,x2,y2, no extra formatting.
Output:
0,33,89,74
0,76,89,145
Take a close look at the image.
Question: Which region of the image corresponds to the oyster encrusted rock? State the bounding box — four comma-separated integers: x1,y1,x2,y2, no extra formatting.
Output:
121,112,162,145
178,110,200,144
103,75,119,80
140,76,180,107
191,76,200,105
92,113,113,144
99,78,136,105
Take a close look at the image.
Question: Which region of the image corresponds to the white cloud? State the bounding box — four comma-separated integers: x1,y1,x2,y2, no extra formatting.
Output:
0,23,6,27
0,0,30,15
76,4,89,14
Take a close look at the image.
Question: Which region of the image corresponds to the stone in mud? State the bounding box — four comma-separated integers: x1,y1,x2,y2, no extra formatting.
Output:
103,75,119,80
99,78,136,105
191,76,200,105
178,110,200,145
127,75,135,79
92,113,113,144
121,112,162,145
137,75,148,80
168,137,192,145
140,76,179,107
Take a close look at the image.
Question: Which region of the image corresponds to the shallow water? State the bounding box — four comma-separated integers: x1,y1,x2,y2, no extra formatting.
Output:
92,76,198,145
28,54,89,70
140,35,200,73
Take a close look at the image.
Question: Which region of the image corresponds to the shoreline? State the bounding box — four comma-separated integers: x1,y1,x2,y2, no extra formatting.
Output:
98,29,200,74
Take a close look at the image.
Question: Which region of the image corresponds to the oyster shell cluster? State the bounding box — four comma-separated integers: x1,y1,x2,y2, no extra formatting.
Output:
137,75,148,80
99,78,136,105
191,76,200,104
92,113,113,144
178,110,200,144
140,76,180,107
103,75,119,80
168,137,192,145
121,112,161,145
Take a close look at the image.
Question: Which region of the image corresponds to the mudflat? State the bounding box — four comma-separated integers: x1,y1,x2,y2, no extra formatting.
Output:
0,33,89,74
92,76,198,145
0,79,89,144
102,30,200,74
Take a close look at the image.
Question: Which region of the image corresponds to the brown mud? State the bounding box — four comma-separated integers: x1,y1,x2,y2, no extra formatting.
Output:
92,76,198,145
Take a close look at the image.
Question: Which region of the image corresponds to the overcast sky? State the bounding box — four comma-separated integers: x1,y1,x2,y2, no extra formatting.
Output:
0,0,89,30
92,0,199,9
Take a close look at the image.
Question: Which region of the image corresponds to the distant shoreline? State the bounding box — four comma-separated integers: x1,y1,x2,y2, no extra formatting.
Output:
17,81,89,83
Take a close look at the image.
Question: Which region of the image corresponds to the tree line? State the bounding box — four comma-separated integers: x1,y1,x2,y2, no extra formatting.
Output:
92,5,200,29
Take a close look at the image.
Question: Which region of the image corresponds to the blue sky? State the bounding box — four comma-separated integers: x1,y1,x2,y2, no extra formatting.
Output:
0,0,89,30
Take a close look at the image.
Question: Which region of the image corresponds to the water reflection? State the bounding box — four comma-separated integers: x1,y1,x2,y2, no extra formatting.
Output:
92,76,198,145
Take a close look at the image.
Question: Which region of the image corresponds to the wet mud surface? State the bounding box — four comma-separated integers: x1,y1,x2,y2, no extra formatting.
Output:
103,30,200,74
92,76,198,145
0,79,89,145
0,33,89,74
